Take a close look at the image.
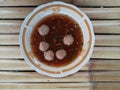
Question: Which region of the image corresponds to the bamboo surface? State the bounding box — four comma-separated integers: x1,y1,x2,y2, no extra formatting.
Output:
0,0,120,90
0,8,120,19
74,0,120,6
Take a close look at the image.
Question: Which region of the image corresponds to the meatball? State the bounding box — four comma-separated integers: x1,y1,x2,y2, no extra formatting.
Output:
38,24,49,36
63,34,74,46
44,50,54,61
56,49,67,60
39,41,49,51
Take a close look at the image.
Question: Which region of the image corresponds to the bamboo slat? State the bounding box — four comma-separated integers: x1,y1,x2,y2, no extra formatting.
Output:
0,0,73,6
0,8,120,19
92,47,120,59
0,20,22,34
0,46,120,59
1,34,120,46
92,71,120,82
94,83,120,90
0,46,21,59
91,60,120,71
0,8,33,19
0,83,119,90
93,20,120,34
0,35,18,45
95,35,120,46
0,72,89,82
0,20,120,34
0,83,90,90
0,59,120,71
0,0,41,6
0,0,119,7
80,8,120,19
0,60,32,70
74,0,120,6
0,71,120,82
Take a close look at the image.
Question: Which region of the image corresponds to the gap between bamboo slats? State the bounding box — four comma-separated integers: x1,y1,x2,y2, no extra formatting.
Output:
0,59,120,71
0,8,119,19
0,20,119,34
0,34,120,46
0,0,73,6
74,0,120,6
0,71,120,82
0,46,120,59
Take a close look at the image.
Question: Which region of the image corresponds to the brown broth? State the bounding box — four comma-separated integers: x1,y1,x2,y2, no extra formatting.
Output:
31,14,83,67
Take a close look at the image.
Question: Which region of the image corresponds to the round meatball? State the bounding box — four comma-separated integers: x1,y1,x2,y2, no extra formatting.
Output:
38,24,49,36
39,41,49,51
56,49,67,60
63,34,74,46
44,50,54,61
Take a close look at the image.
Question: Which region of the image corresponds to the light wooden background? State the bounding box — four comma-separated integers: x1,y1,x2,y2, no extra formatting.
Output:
0,0,120,90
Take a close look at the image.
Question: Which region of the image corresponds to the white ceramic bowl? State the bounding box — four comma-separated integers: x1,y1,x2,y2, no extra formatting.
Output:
19,1,95,77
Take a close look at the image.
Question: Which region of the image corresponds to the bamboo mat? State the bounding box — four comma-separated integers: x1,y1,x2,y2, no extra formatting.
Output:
0,0,120,90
